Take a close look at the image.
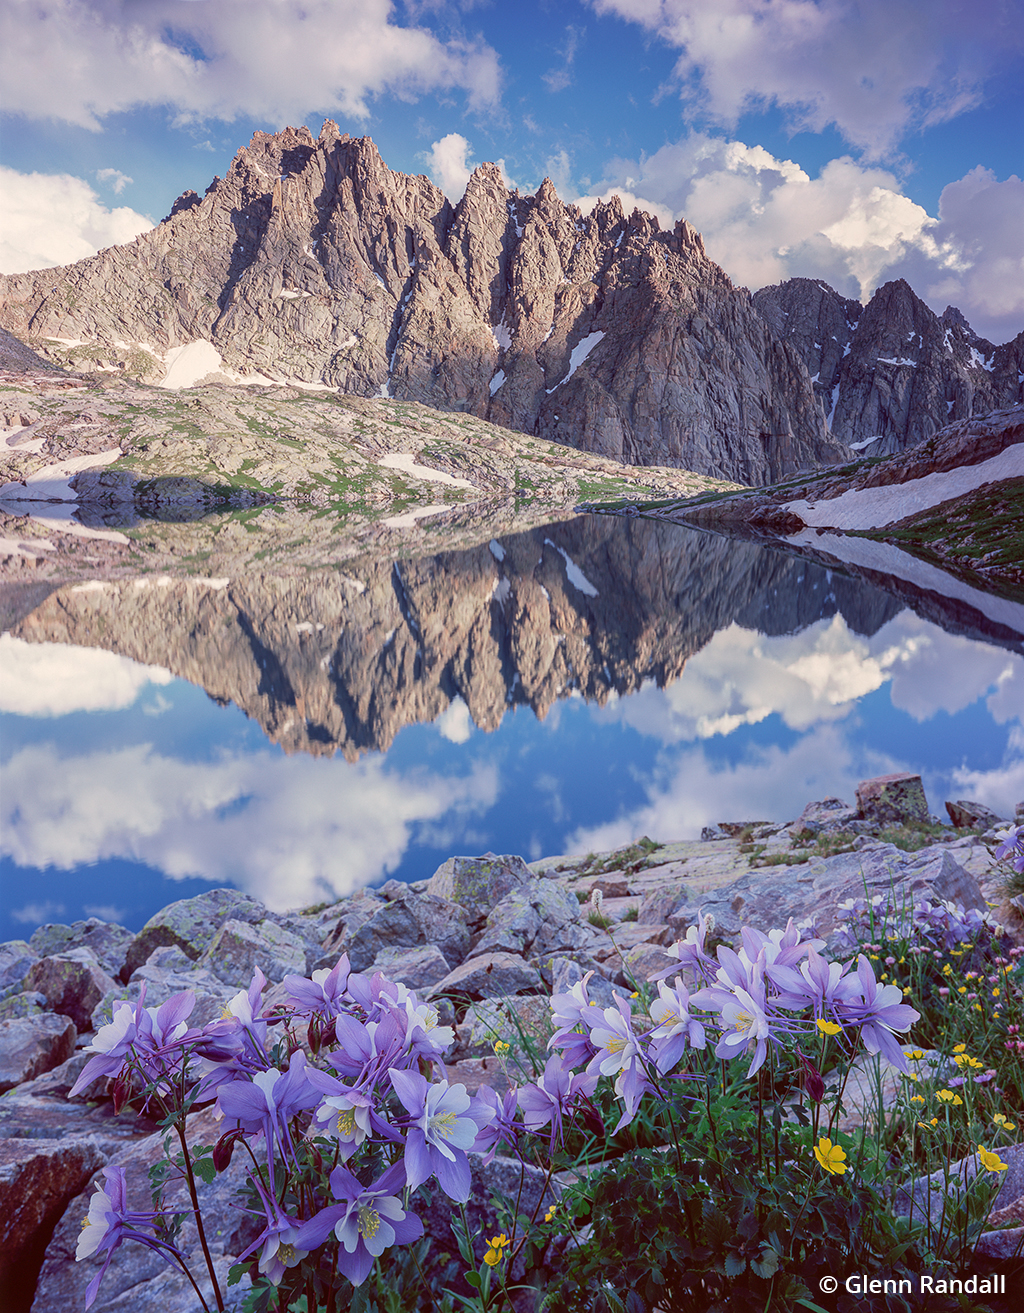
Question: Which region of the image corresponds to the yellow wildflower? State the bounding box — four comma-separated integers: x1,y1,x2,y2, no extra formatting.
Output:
814,1138,847,1175
936,1090,963,1105
483,1234,511,1266
816,1019,843,1035
978,1146,1009,1173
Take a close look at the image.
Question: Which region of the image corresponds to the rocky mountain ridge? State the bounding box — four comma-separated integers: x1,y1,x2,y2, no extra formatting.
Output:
753,277,1024,455
0,124,844,485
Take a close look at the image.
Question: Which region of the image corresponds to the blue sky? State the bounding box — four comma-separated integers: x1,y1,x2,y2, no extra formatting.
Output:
2,0,1023,341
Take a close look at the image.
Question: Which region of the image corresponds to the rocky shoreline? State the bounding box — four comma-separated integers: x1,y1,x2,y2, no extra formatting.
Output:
2,771,1023,1311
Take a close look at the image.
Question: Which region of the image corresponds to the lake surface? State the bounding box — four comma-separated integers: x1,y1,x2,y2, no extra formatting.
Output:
1,513,1022,942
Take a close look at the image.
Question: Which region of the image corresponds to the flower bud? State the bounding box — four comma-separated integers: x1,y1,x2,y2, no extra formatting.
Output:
112,1073,131,1115
212,1130,241,1172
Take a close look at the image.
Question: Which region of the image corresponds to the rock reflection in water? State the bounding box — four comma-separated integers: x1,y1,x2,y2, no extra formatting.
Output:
9,516,909,758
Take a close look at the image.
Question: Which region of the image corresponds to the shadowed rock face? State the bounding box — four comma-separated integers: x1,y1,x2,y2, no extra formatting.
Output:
10,516,902,759
0,125,845,486
754,277,1024,454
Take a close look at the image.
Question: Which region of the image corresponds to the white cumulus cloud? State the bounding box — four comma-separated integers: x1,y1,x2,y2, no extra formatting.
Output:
0,167,153,275
586,0,1022,157
0,0,501,129
425,133,516,202
0,743,500,911
0,635,173,716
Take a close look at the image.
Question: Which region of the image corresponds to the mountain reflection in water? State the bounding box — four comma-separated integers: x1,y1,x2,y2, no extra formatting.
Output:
1,516,1021,931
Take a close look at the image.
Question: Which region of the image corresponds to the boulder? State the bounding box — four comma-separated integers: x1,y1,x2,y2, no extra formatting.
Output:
93,949,236,1030
549,956,629,1010
29,920,135,981
24,949,118,1031
855,772,929,826
945,799,1008,830
429,952,543,1000
587,876,631,898
458,995,554,1058
0,1014,77,1093
0,1136,107,1310
197,917,308,987
427,853,534,925
793,797,861,834
0,940,39,996
339,894,472,973
474,880,588,961
0,991,48,1021
124,890,268,978
369,944,451,993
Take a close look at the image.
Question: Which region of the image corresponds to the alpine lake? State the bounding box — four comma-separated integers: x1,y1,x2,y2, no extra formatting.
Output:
2,505,1022,944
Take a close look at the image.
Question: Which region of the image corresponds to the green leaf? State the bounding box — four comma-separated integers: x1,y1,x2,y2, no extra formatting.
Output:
724,1252,747,1278
465,1271,482,1289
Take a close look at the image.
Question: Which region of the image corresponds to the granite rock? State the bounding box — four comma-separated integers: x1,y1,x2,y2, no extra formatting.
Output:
0,1014,77,1093
429,951,543,1000
124,890,268,977
474,879,588,960
369,944,451,993
339,894,472,973
24,949,118,1031
0,940,39,997
428,853,535,926
0,1135,107,1309
856,772,930,826
29,920,135,982
197,917,308,987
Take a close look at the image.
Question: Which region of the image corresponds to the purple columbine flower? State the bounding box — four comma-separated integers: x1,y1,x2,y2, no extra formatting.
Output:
520,1054,599,1150
648,979,706,1074
649,910,718,984
548,973,602,1068
767,946,852,1021
217,1050,321,1182
996,825,1024,875
309,1082,376,1160
75,1166,183,1309
472,1085,522,1163
388,1069,489,1202
586,997,650,1130
690,981,779,1078
295,1162,424,1287
281,955,352,1017
234,1171,311,1285
835,954,920,1072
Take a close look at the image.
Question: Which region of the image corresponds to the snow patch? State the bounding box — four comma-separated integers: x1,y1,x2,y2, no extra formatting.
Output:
27,507,129,544
0,447,123,503
491,319,512,351
545,331,605,394
970,345,995,372
158,340,224,389
784,442,1024,531
545,538,599,596
488,369,506,397
491,577,511,605
381,504,449,529
784,529,1024,639
488,539,505,562
378,452,476,489
877,357,917,367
